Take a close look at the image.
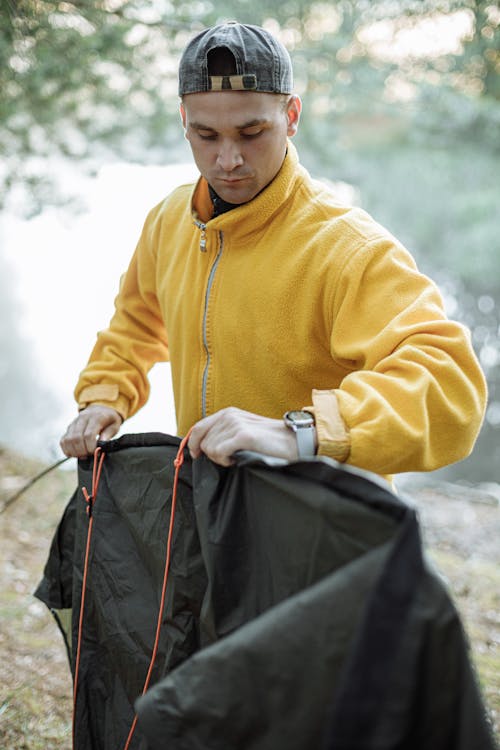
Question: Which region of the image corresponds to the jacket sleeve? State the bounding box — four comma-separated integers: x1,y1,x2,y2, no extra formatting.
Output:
309,237,487,475
74,204,169,420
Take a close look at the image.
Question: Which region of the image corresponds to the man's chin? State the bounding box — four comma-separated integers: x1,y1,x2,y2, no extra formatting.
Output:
215,179,258,205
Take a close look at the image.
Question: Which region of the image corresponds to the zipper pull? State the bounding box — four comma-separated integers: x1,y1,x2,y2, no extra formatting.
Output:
199,227,207,252
193,219,208,252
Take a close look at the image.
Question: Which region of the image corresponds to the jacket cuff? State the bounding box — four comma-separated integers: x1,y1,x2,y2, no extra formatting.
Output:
305,389,350,462
77,384,128,421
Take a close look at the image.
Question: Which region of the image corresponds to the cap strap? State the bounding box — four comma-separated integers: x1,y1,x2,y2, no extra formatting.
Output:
209,74,257,91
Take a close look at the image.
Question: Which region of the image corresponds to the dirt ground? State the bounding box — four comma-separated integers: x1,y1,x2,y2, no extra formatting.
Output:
0,449,75,749
0,447,498,748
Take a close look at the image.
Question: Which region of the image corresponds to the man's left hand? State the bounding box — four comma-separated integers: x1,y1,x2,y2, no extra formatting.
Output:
188,407,300,466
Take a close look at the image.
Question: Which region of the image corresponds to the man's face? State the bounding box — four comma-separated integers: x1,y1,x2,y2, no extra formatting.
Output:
180,91,301,205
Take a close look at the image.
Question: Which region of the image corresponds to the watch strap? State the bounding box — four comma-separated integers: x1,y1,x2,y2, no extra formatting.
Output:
295,424,316,457
284,411,316,458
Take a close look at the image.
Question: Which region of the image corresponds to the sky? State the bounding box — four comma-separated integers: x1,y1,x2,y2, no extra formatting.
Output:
2,159,199,460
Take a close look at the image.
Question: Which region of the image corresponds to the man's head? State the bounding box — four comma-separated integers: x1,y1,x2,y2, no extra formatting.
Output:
178,22,301,204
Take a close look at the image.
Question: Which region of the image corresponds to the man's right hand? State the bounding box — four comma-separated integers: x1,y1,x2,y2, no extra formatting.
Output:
60,404,123,458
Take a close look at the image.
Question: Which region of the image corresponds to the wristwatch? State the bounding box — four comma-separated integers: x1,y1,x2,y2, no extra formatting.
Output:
283,410,316,458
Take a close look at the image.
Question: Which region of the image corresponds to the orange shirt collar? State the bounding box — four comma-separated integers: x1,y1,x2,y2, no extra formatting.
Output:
192,178,214,223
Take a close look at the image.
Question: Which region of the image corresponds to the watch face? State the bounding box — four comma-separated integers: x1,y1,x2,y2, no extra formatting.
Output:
286,410,314,427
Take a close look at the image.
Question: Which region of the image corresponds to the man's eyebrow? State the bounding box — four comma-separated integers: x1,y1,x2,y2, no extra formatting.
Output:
188,117,271,131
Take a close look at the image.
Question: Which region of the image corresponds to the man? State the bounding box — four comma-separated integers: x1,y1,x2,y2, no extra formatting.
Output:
61,22,486,480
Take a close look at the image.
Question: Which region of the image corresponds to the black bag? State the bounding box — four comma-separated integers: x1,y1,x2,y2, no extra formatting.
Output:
36,433,497,750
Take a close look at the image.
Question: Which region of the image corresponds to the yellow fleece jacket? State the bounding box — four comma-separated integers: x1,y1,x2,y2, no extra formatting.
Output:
75,143,486,476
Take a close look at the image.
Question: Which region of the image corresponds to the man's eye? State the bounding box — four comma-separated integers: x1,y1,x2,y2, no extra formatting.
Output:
241,129,263,139
197,131,217,140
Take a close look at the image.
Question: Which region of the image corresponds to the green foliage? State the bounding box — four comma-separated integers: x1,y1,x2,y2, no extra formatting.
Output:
341,141,498,283
1,0,498,212
0,0,195,210
412,83,500,150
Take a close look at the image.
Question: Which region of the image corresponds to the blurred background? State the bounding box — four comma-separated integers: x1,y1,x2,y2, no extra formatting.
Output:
1,0,499,482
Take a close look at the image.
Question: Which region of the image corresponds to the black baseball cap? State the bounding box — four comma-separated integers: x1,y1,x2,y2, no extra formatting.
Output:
178,22,293,96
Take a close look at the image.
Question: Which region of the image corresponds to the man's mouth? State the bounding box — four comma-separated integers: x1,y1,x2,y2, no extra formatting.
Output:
217,175,250,183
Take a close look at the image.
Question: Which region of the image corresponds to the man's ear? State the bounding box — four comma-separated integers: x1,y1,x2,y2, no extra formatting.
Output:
286,95,302,137
180,102,187,129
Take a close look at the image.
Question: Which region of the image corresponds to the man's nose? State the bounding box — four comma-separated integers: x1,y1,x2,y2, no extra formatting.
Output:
216,140,244,171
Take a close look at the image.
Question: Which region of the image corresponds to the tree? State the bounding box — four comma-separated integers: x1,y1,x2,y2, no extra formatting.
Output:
0,0,498,213
0,0,195,212
0,0,400,211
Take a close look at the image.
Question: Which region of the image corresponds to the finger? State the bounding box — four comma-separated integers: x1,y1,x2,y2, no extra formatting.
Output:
198,424,248,466
59,415,82,456
200,441,236,466
60,407,122,458
189,408,254,464
82,412,117,454
188,413,220,458
99,419,121,442
61,414,99,458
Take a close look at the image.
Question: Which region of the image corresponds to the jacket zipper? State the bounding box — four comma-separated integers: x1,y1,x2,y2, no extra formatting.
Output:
201,230,223,417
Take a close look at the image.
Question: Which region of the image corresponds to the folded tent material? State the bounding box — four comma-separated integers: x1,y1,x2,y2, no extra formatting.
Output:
35,433,497,750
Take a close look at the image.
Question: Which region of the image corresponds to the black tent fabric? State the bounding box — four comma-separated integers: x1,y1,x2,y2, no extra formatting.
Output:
35,433,497,750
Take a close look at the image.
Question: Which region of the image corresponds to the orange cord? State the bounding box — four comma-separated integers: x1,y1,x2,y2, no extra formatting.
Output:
122,429,193,750
72,447,105,750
